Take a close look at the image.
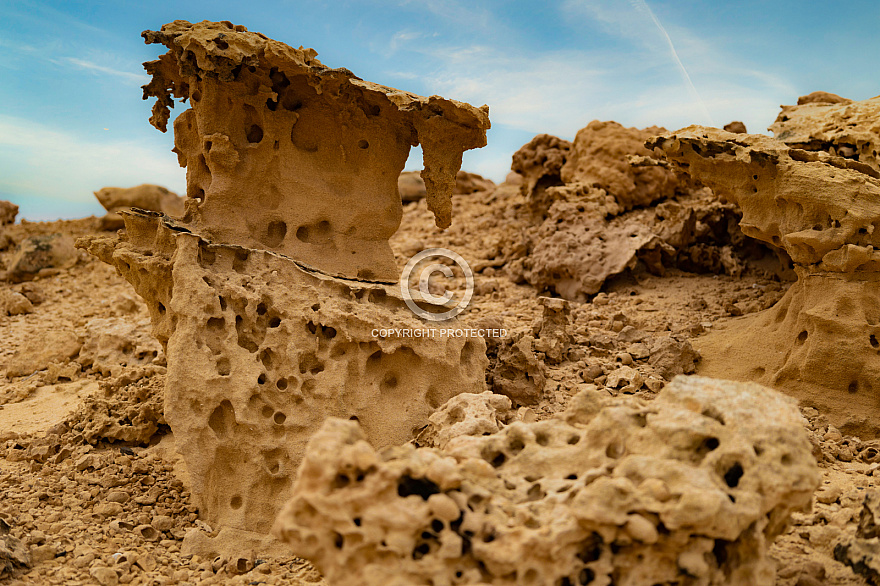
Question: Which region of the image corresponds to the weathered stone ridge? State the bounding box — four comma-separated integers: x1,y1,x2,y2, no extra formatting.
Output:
141,20,490,280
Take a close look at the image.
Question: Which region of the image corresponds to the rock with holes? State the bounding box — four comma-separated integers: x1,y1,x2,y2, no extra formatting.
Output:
273,375,819,586
78,20,491,542
769,93,879,172
415,391,516,450
78,211,487,538
834,489,880,584
141,19,489,280
650,124,880,436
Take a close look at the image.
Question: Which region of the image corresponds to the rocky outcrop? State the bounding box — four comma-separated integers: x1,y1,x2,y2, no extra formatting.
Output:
94,185,185,231
274,376,819,585
141,19,489,280
501,122,773,301
650,125,880,436
6,234,78,283
79,19,491,543
770,93,880,173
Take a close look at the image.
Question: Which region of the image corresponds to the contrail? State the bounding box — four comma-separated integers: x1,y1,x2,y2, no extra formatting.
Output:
632,0,715,126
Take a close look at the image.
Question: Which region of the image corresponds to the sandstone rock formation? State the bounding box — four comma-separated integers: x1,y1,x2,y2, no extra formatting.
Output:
274,376,820,585
502,123,770,300
79,19,491,542
770,93,880,172
834,489,880,583
6,234,78,283
398,170,494,203
650,125,880,436
141,19,489,281
723,121,747,134
94,184,185,231
0,201,17,226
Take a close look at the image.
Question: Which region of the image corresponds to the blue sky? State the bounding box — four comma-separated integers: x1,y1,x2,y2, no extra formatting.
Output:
1,1,878,220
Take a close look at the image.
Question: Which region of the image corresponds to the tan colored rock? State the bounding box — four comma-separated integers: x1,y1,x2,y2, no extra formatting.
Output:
80,19,491,540
833,489,880,583
650,125,880,436
486,333,546,406
0,516,30,579
510,133,571,206
141,19,489,280
0,289,34,316
560,120,682,211
796,91,852,105
81,210,487,535
398,171,427,203
6,233,77,283
453,170,495,195
770,93,880,172
415,391,515,450
274,376,820,585
723,120,747,134
5,330,82,378
94,184,185,231
77,317,163,376
0,201,17,226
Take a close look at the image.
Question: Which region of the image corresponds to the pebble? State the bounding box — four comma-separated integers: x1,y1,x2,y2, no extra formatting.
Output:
90,566,119,586
106,490,130,504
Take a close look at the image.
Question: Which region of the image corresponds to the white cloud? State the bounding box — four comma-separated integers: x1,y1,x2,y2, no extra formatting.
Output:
0,114,186,219
60,57,149,85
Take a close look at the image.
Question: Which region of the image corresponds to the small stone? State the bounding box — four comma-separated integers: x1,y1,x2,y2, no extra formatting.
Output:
95,502,124,518
615,352,634,366
134,524,160,541
151,515,174,532
90,566,120,586
30,543,57,562
106,491,130,504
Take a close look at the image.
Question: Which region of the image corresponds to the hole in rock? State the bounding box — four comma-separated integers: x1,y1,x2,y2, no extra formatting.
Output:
568,435,581,445
261,405,274,418
247,124,264,143
216,358,231,376
871,334,878,348
412,543,430,560
257,374,267,385
257,302,268,315
269,317,281,328
797,330,808,344
230,495,242,510
723,463,744,488
208,400,236,437
508,437,525,455
334,532,344,549
849,381,859,393
273,412,286,425
157,302,166,314
397,476,440,500
535,433,549,446
713,539,729,566
358,139,369,149
264,220,287,248
579,568,595,585
295,220,333,245
526,483,544,501
703,437,720,451
207,317,225,331
431,520,444,533
276,378,288,390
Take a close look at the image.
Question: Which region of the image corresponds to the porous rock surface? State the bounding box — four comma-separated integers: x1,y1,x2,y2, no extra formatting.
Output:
503,123,764,300
835,489,880,584
94,184,185,231
274,376,820,586
770,93,880,173
141,19,490,281
650,125,880,436
81,212,488,536
78,19,492,542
